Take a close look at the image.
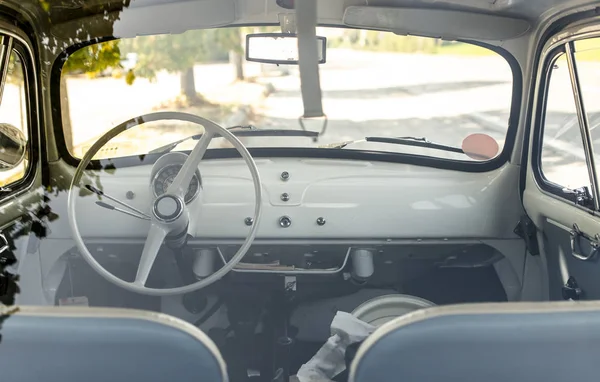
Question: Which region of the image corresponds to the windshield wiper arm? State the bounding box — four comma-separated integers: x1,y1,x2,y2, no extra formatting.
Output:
323,136,465,155
149,125,319,155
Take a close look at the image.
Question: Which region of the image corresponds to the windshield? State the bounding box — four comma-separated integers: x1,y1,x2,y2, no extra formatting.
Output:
59,26,513,162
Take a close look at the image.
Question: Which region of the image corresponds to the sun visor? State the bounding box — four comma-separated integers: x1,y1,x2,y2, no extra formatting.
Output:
342,6,531,41
112,0,236,38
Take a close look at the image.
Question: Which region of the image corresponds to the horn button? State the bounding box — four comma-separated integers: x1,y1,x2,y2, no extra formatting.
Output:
153,194,184,222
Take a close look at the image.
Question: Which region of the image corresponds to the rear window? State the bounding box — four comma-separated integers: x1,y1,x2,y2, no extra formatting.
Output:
59,27,514,162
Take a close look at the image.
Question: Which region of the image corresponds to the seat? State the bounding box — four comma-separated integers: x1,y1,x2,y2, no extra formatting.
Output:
349,301,600,382
0,305,228,382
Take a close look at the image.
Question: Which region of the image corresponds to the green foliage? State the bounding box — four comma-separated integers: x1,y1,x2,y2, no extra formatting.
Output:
6,52,23,84
63,40,122,76
120,28,243,82
328,31,440,53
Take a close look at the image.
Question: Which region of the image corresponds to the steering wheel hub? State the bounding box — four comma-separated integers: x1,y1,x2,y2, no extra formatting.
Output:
153,194,183,222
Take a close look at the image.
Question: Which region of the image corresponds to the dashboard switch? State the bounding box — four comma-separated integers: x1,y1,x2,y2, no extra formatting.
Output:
316,217,326,226
281,193,290,201
279,216,292,228
280,171,290,181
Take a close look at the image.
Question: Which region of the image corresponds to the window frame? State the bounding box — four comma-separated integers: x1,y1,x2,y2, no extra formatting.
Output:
533,28,600,213
0,33,39,203
49,29,523,173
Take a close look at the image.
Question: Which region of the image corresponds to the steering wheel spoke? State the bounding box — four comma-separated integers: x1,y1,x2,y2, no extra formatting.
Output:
134,222,168,286
167,131,214,197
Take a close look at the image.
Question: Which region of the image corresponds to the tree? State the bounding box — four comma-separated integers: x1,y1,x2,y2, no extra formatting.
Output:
60,41,123,153
219,28,247,81
36,0,132,153
122,28,244,103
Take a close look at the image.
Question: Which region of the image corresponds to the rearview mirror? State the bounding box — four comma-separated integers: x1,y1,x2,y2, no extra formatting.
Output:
0,123,26,171
246,33,326,65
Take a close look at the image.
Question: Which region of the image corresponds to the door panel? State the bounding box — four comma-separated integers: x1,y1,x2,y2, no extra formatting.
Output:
524,22,600,301
542,220,600,300
523,186,600,300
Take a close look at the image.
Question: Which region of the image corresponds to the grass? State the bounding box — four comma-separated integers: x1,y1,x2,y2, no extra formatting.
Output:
574,38,600,61
330,34,600,60
436,38,600,61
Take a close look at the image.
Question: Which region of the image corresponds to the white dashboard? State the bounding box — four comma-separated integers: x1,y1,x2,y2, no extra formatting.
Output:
45,156,524,241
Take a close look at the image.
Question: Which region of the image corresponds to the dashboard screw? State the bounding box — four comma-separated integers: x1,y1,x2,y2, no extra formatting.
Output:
126,191,135,200
316,217,326,226
281,193,290,202
279,216,292,228
244,217,253,226
280,171,290,181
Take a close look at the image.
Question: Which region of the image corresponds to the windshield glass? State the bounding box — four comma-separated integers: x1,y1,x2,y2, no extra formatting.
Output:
60,26,513,161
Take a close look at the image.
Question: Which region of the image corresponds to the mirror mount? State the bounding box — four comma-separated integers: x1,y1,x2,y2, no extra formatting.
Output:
278,13,296,33
245,33,326,65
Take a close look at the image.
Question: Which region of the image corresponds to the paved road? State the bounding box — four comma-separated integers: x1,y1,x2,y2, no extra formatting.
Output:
249,49,600,178
61,48,600,186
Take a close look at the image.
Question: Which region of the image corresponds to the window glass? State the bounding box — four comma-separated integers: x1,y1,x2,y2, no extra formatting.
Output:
60,27,513,162
574,38,600,182
0,51,29,189
541,53,591,191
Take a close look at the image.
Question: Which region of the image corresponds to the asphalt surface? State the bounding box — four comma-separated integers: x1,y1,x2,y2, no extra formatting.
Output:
60,48,600,185
248,49,600,184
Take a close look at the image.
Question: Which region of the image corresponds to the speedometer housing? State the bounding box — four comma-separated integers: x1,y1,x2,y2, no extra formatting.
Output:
149,152,202,204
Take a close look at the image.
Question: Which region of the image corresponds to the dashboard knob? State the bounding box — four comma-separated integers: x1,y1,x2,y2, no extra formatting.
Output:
316,217,326,226
279,216,292,228
280,171,290,181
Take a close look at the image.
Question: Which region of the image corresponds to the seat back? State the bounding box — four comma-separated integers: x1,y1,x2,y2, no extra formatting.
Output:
350,301,600,382
0,306,227,382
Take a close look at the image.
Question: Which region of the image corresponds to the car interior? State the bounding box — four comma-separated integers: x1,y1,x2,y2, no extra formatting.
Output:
1,0,600,381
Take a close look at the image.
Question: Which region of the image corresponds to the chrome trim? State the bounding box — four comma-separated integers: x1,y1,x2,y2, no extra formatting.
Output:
569,223,600,261
152,194,184,222
151,163,201,204
565,41,599,210
279,215,292,228
0,232,8,254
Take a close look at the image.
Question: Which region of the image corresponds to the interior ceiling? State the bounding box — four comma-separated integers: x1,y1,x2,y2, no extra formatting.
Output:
9,0,600,27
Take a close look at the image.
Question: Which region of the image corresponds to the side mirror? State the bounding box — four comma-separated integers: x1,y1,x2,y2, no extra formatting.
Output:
0,123,26,171
246,33,326,65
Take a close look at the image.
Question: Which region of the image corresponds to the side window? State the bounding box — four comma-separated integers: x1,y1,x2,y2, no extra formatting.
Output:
0,50,29,189
540,53,591,191
574,37,600,176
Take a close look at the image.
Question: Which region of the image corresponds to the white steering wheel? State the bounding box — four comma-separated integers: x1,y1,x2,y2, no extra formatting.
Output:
68,112,262,296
